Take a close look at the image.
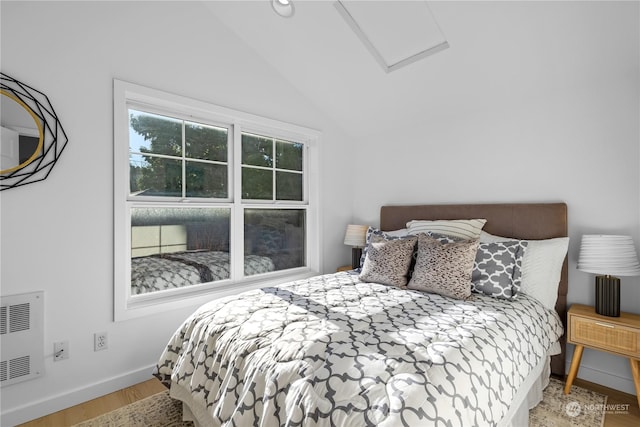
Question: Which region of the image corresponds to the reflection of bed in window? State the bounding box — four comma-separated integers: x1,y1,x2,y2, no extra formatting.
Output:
244,222,305,271
131,251,275,295
130,211,305,295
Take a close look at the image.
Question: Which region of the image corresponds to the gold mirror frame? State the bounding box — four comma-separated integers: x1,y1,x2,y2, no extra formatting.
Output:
1,90,45,174
1,73,68,190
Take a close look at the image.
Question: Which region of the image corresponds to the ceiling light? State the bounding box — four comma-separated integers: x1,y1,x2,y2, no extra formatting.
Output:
272,0,295,18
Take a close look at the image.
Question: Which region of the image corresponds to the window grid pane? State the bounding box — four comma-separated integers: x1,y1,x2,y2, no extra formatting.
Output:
241,132,304,202
185,161,228,198
129,110,183,157
242,167,273,200
276,171,303,201
185,121,228,162
276,140,303,171
129,108,229,199
241,133,273,167
129,154,183,197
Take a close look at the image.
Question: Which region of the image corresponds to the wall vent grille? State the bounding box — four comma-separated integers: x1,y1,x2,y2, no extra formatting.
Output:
9,303,30,333
0,292,44,387
9,355,31,379
0,306,7,334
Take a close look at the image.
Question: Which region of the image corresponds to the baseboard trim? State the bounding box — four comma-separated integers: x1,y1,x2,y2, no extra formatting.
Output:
1,364,156,427
567,362,637,395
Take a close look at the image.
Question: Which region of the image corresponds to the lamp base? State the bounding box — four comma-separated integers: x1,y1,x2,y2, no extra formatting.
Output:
595,275,620,317
351,247,362,270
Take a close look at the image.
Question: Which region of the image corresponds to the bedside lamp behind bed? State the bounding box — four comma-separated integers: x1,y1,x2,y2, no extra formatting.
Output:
344,224,368,270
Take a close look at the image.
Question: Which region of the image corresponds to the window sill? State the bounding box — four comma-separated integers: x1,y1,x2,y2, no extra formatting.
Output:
115,267,319,321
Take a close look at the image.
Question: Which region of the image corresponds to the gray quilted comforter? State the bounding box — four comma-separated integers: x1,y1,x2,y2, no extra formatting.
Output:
155,272,563,427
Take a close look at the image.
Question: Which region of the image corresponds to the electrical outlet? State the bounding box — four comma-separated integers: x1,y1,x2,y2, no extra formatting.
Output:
53,341,69,361
94,332,108,351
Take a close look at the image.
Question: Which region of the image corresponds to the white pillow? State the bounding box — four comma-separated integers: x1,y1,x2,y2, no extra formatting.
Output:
480,231,569,309
406,219,487,240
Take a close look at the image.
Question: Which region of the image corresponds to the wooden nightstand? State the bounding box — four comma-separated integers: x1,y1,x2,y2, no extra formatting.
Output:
564,303,640,407
337,265,353,272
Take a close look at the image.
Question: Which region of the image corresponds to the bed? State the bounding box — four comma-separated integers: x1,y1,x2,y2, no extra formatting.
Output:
131,251,275,295
155,203,569,427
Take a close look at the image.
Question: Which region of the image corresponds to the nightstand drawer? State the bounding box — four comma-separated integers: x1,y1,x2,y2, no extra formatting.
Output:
570,315,639,358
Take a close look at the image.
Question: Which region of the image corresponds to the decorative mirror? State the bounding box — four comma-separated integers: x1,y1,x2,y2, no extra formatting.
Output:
1,73,68,190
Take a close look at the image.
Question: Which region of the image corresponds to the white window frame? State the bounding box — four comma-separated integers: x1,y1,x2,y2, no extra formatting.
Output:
113,80,321,321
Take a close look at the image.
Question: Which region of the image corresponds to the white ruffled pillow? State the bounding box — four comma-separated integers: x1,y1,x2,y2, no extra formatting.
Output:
480,231,569,309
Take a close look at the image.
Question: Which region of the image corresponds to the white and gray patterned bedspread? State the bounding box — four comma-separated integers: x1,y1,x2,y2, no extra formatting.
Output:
155,272,563,427
132,251,275,294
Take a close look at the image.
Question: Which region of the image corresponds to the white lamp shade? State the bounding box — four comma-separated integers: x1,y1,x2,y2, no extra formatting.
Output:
577,234,640,277
344,224,368,247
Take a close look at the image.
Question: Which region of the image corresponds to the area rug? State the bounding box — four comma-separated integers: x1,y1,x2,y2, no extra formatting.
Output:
73,377,606,427
529,378,607,427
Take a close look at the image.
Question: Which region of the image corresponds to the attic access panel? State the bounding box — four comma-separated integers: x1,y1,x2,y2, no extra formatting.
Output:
335,1,449,73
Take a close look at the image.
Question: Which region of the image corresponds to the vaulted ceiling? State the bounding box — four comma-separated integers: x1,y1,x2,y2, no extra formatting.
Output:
204,1,637,140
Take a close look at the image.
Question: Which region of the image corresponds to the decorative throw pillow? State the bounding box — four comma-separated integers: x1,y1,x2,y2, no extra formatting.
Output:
406,218,487,240
479,231,569,309
359,235,417,288
472,241,528,300
408,234,479,300
359,227,412,269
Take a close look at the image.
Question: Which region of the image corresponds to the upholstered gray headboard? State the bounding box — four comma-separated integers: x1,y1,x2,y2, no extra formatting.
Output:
380,202,568,377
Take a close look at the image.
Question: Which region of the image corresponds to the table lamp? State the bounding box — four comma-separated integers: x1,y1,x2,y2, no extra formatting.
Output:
344,224,368,269
577,234,640,317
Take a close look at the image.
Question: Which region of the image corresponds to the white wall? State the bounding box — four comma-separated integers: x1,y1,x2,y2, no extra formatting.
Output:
0,1,353,425
349,1,640,394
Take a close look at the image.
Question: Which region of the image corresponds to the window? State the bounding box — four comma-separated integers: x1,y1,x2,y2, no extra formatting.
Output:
114,80,320,320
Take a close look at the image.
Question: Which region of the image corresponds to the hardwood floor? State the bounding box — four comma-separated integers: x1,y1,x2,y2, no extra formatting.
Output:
573,378,640,427
17,379,166,427
17,377,640,427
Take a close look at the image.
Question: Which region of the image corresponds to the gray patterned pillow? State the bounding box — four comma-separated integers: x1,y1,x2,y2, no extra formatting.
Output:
408,234,479,300
359,235,417,288
472,241,528,300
